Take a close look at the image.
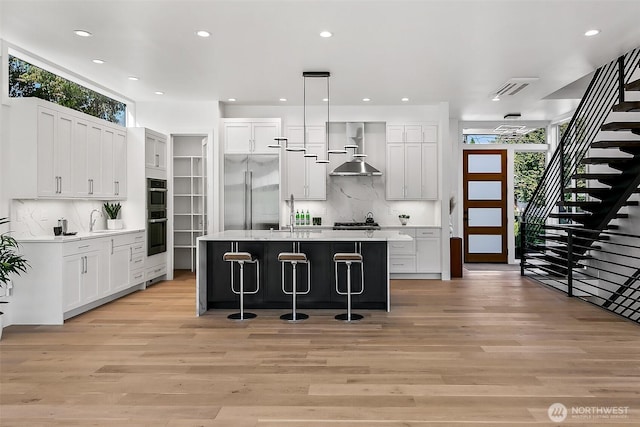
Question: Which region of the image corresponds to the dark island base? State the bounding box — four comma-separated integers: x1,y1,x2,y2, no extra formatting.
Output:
206,240,388,311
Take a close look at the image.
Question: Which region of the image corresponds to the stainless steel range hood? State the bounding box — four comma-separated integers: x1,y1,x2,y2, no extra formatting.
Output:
329,122,382,177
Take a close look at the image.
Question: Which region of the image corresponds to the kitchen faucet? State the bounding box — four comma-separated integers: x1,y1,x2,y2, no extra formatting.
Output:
90,209,101,232
289,194,295,233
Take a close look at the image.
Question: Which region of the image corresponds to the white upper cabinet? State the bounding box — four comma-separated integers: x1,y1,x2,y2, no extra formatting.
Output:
283,126,326,200
113,131,127,198
385,123,439,200
223,119,281,154
36,107,73,197
145,131,167,171
8,98,127,200
386,123,437,143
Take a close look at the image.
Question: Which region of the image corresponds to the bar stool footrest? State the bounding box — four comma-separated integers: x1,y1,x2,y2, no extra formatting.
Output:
335,313,363,321
280,312,309,321
228,312,257,320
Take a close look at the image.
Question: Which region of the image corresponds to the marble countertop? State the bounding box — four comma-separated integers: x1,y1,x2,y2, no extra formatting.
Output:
16,228,145,243
198,229,413,242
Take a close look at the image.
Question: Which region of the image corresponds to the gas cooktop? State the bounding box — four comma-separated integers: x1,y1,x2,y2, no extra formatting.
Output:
333,221,381,230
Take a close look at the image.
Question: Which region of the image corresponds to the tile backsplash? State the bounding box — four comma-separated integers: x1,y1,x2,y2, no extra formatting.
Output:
10,199,111,238
282,175,441,227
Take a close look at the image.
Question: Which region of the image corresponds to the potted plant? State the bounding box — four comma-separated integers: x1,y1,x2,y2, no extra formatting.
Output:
0,217,30,340
103,202,123,230
398,214,410,226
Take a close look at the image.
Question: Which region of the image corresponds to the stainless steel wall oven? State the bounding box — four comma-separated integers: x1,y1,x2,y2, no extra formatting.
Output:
147,178,167,255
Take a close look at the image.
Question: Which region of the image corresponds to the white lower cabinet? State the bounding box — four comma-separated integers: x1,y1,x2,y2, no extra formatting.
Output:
12,231,145,325
62,239,105,312
110,232,146,293
389,227,441,274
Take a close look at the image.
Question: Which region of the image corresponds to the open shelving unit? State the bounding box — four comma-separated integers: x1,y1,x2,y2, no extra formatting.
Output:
173,136,207,271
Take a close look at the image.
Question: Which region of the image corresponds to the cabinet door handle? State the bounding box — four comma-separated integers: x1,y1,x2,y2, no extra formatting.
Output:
59,177,62,193
82,256,87,274
130,247,133,262
55,176,60,193
111,239,114,255
155,153,160,167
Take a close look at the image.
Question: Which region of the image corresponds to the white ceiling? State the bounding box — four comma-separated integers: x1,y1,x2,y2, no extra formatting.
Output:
2,0,640,121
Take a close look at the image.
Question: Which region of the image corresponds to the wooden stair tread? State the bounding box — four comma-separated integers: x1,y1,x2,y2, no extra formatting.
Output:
612,101,640,112
625,79,640,91
549,212,591,219
590,140,640,148
601,122,640,132
581,156,635,164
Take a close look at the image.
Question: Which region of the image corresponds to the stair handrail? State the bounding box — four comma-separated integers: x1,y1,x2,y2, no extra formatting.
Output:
522,48,640,249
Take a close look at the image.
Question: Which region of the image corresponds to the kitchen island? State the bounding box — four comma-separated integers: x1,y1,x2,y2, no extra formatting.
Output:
196,229,412,315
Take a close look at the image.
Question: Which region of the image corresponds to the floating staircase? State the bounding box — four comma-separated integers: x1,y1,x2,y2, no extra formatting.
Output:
521,48,640,323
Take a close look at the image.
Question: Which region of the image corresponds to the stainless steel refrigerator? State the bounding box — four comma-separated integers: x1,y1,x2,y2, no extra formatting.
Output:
224,154,280,230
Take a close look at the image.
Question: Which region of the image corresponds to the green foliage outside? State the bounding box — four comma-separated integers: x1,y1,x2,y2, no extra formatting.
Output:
9,55,126,126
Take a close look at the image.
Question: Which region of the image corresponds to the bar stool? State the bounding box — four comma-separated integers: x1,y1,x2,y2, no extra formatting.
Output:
278,252,311,321
334,252,364,321
223,251,260,320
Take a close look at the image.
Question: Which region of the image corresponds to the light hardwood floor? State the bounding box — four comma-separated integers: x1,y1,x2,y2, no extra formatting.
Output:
1,270,640,426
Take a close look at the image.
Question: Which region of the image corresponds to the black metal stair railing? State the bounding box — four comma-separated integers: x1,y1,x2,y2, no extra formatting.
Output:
522,224,640,324
521,47,640,255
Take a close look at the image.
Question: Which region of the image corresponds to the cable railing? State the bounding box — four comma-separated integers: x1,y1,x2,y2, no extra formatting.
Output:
521,224,640,324
521,48,640,246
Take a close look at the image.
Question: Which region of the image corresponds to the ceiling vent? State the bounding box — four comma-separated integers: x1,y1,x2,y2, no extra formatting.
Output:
491,77,539,99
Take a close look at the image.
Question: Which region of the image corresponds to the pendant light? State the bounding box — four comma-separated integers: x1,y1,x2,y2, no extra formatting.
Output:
301,71,337,162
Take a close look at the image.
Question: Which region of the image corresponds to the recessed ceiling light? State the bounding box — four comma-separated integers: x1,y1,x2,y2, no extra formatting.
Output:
92,59,105,64
320,31,333,38
584,29,600,37
492,95,500,102
228,98,236,102
279,98,287,102
74,30,92,37
128,76,139,81
196,30,211,38
401,97,409,102
155,91,164,95
322,98,329,102
362,98,371,102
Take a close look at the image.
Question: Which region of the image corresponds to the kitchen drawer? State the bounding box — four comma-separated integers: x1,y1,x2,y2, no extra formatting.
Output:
388,240,416,255
416,228,440,238
130,252,145,269
389,256,416,273
146,264,167,280
131,241,145,255
130,268,145,285
112,231,144,248
63,239,105,256
395,227,416,237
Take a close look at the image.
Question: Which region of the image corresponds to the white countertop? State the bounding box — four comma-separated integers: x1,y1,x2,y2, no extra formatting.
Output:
199,229,413,242
16,228,145,243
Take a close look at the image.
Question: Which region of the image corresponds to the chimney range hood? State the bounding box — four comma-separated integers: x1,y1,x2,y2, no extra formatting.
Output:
329,122,382,176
